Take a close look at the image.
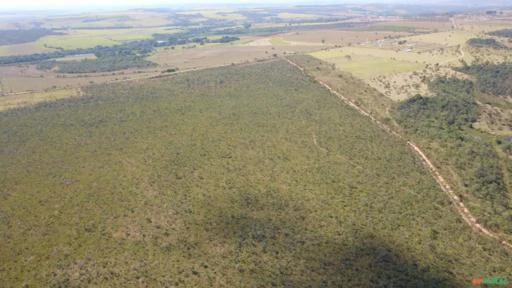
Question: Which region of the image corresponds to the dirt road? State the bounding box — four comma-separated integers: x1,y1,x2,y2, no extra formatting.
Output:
284,57,512,250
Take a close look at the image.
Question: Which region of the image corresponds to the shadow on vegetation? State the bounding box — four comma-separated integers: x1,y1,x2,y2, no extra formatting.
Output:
203,191,461,287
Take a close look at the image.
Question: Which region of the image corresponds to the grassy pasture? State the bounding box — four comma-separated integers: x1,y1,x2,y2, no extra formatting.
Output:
310,46,469,101
404,31,475,47
55,53,97,62
268,37,290,46
0,64,159,93
148,45,320,71
36,35,117,49
277,12,320,19
1,60,511,286
318,53,422,79
35,27,181,49
0,88,78,111
177,10,246,21
369,20,454,32
311,46,459,66
41,11,172,29
0,42,55,57
282,30,412,46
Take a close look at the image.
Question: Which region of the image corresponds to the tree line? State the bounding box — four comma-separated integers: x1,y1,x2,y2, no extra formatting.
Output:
394,77,511,233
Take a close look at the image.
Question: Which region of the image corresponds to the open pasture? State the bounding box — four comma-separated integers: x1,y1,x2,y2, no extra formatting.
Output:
316,53,421,79
0,42,55,56
281,29,412,45
404,31,476,47
34,27,181,49
312,45,461,68
149,44,321,71
0,64,160,93
0,88,78,111
277,12,321,19
177,10,246,21
40,10,173,29
364,19,454,32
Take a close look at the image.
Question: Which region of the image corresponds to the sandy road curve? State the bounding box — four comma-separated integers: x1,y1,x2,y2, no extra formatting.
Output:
284,57,512,250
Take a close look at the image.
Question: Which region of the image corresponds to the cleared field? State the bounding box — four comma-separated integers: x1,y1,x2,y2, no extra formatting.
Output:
148,45,321,70
277,12,320,19
312,46,459,66
404,31,476,47
35,27,181,49
36,35,117,49
177,10,246,21
1,60,511,286
268,37,290,46
0,42,55,57
310,46,468,100
317,53,422,79
55,53,97,62
41,11,172,29
369,19,454,32
0,88,78,111
0,64,160,93
282,29,412,45
367,67,469,101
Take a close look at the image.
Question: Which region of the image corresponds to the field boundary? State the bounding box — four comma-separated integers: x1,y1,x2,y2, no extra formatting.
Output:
284,57,512,251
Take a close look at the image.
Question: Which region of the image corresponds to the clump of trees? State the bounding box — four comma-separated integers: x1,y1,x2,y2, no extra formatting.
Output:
467,38,508,49
488,29,512,39
395,77,511,233
396,78,478,131
458,63,512,97
38,55,155,73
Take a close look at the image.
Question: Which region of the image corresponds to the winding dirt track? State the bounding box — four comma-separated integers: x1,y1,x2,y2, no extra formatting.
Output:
284,57,512,250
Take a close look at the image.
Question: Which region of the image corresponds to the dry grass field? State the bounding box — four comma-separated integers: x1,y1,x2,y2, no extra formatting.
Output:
0,42,55,56
0,88,79,111
368,19,454,32
0,64,161,93
41,10,173,29
148,44,321,71
35,27,182,50
281,30,412,45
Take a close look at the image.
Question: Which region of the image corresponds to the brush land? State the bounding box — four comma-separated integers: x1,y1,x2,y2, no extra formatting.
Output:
2,4,512,287
2,59,512,287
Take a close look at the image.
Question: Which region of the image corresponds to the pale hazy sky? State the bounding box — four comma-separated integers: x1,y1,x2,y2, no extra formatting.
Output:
0,0,504,11
0,0,423,11
2,0,300,10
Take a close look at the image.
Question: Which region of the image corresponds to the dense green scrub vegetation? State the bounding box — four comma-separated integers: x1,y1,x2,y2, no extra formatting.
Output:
286,54,393,122
38,55,156,73
488,29,512,39
395,78,512,234
458,63,512,97
1,60,511,286
467,38,508,49
0,28,62,45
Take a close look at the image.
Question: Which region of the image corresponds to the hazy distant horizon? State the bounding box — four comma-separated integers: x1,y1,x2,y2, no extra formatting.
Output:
1,0,511,13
